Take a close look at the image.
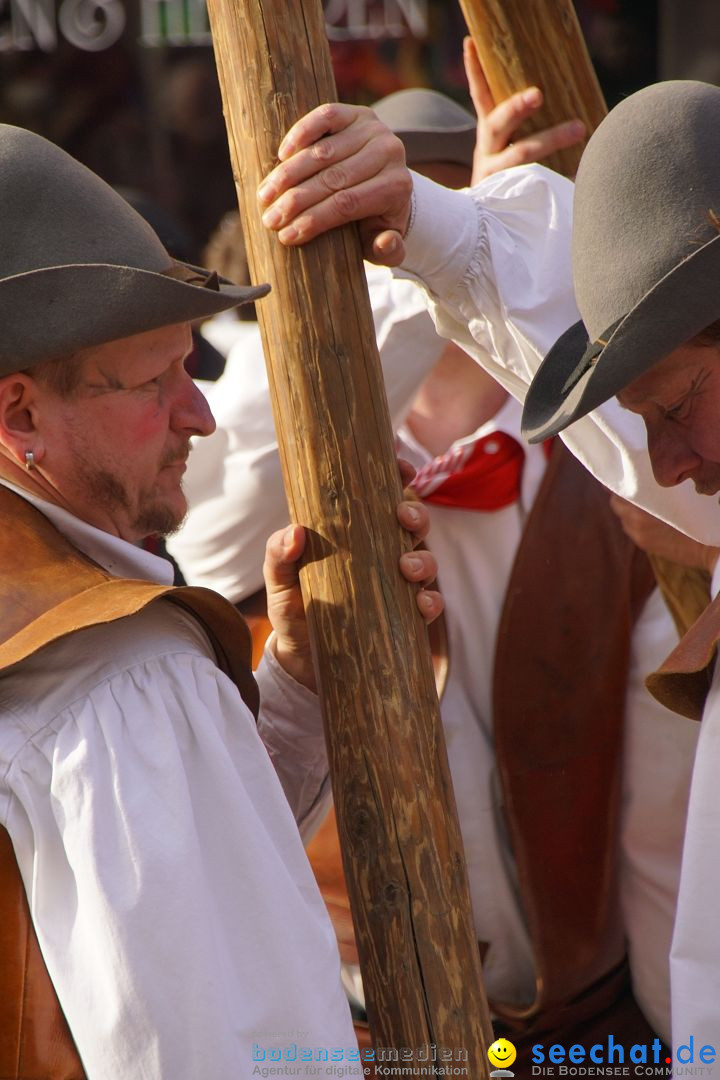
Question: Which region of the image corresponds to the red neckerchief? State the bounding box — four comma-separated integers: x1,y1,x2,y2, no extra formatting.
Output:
411,433,552,511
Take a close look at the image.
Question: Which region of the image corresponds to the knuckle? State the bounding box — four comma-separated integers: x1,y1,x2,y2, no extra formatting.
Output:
353,104,373,124
267,161,289,190
317,102,340,126
512,142,535,165
290,217,313,243
333,188,359,216
321,164,348,193
312,138,336,163
383,131,407,164
388,169,413,206
486,115,503,140
281,188,303,218
399,168,414,196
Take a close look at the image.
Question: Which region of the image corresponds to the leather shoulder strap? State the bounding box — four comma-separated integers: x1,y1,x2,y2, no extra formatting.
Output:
0,486,258,717
646,591,720,721
0,828,86,1080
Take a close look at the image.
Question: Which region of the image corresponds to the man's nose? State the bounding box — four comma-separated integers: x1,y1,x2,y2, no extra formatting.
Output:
647,421,701,487
173,370,216,437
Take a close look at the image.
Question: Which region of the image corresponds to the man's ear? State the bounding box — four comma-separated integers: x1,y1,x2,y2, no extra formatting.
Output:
0,375,45,466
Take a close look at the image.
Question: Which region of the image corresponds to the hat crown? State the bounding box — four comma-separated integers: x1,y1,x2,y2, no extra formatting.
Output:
0,125,266,376
372,88,476,169
0,124,171,279
373,88,476,133
573,80,720,340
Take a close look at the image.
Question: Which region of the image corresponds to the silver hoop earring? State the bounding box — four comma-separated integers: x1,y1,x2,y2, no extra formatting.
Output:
25,450,35,470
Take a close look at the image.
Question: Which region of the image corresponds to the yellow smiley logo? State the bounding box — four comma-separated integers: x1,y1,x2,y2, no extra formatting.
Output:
488,1038,517,1069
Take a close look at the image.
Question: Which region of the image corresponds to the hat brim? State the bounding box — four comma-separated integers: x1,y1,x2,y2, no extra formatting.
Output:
522,232,720,442
0,261,270,374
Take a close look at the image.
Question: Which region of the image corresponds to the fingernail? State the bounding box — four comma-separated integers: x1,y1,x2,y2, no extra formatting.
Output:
257,180,273,205
405,555,423,573
262,205,283,229
568,120,585,137
523,87,542,106
283,526,294,549
278,136,294,160
278,225,298,244
404,506,420,525
418,593,434,611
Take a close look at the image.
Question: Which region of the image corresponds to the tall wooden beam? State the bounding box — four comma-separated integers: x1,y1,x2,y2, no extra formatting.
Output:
205,0,493,1071
459,0,607,176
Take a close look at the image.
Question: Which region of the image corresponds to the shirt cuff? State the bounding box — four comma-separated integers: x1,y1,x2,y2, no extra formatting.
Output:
400,171,480,297
255,634,330,839
256,631,323,732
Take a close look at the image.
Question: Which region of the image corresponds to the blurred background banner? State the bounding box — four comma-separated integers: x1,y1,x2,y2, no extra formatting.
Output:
0,0,713,270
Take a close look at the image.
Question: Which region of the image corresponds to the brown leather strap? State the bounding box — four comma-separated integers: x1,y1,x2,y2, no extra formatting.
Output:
0,486,258,717
0,829,85,1080
646,589,720,720
494,960,666,1067
492,440,656,1018
649,553,712,639
235,588,274,670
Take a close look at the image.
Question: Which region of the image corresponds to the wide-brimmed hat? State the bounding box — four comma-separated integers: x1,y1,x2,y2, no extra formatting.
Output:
522,80,720,442
372,88,476,169
0,124,269,375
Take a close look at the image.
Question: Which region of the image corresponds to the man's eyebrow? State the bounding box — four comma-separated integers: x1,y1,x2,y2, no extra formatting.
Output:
663,369,710,414
618,369,710,416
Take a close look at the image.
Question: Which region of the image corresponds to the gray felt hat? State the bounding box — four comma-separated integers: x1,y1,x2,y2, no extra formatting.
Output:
373,88,476,169
522,80,720,442
0,124,269,375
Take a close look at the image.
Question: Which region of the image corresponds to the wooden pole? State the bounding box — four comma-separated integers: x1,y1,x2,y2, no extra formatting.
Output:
205,0,494,1071
458,0,607,176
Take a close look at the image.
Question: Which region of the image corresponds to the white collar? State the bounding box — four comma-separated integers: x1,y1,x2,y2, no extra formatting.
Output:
1,480,174,585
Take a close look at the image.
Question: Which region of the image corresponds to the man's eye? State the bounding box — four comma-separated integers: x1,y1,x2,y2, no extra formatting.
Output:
665,398,689,421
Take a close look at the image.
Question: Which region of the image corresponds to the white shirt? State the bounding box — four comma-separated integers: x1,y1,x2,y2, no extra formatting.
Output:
667,556,720,1047
0,485,359,1080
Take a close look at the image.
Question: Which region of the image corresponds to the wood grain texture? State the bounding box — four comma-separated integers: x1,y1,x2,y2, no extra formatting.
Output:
459,0,607,176
206,0,493,1070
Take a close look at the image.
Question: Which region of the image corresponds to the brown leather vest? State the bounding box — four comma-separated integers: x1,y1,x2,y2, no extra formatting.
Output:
0,487,258,1080
491,439,656,1023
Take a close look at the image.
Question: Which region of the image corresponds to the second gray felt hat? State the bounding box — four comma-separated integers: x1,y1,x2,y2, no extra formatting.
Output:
522,80,720,442
373,88,476,169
